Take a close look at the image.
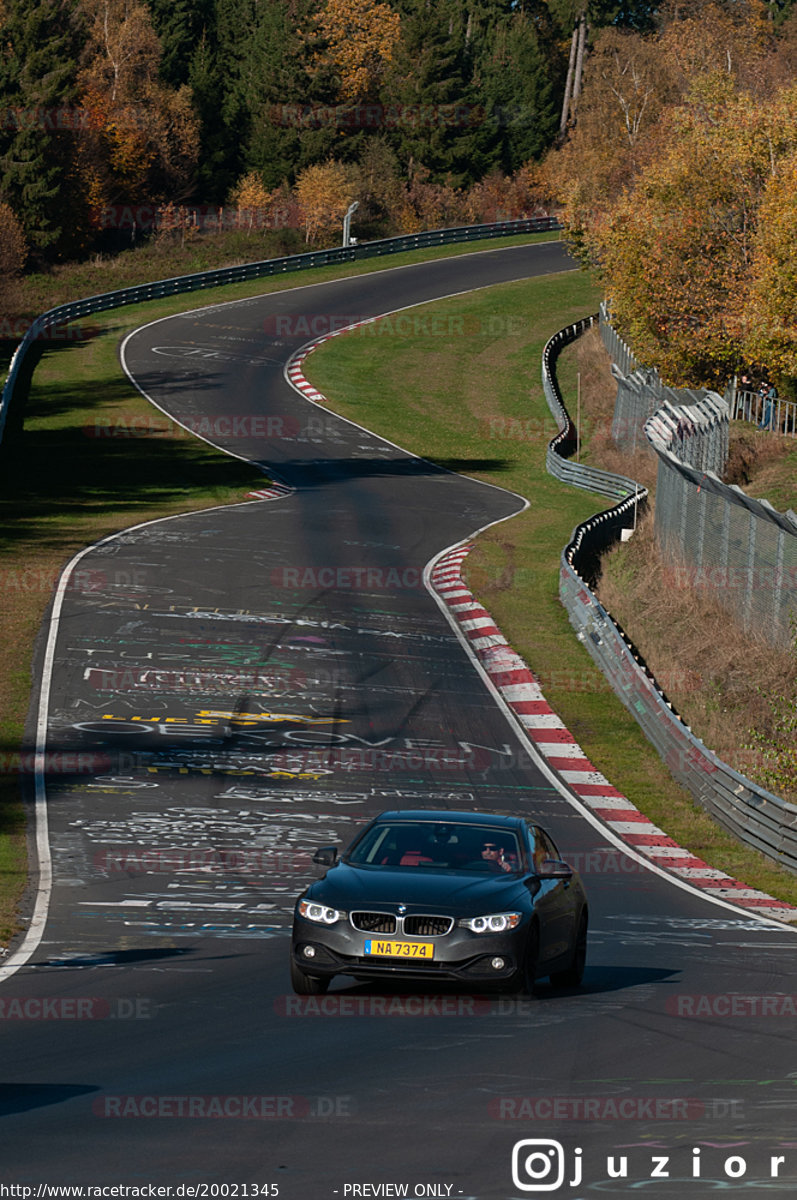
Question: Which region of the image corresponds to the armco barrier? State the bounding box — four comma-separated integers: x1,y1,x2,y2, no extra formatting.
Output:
0,216,559,452
541,316,646,556
545,321,797,873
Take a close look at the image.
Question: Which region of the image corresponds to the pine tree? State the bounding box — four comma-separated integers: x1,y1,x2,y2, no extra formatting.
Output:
0,0,81,257
240,0,318,189
188,29,232,201
478,11,559,171
384,0,497,187
146,0,214,87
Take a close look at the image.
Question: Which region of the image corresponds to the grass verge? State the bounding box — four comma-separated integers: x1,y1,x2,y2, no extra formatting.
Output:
0,232,559,948
305,273,797,906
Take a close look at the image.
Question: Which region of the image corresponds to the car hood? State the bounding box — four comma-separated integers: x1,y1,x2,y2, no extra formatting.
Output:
304,862,529,915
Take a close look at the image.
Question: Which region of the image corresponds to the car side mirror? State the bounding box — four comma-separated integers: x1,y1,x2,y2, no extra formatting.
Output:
537,858,573,880
312,846,338,867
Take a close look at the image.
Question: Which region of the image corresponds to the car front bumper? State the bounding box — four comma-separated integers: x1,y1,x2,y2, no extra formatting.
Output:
291,914,529,984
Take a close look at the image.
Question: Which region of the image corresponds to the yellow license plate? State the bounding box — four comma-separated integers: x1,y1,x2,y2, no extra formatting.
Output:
364,939,434,959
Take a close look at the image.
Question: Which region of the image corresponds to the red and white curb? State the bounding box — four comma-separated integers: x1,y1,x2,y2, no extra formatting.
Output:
286,319,376,402
431,544,797,923
245,483,293,501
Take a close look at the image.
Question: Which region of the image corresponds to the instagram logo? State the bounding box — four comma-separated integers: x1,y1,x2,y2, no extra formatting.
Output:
512,1140,581,1192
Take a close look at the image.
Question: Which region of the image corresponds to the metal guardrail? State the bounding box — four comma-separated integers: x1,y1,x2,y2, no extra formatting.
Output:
0,216,560,452
545,320,797,873
541,316,644,509
725,384,797,437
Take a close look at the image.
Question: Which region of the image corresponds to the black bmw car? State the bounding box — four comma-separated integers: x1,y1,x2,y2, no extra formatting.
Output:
290,809,588,995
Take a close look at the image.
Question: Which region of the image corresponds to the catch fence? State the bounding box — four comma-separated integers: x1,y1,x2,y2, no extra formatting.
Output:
545,321,797,874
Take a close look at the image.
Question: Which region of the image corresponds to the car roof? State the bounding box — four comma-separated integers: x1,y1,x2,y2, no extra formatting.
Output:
373,809,526,830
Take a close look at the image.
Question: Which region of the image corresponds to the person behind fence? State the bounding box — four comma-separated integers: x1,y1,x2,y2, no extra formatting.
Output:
758,379,778,431
739,370,753,420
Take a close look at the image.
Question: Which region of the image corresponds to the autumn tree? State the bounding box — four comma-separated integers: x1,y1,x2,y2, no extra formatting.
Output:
76,0,199,214
311,0,401,102
594,79,797,384
394,161,464,232
295,159,355,242
656,0,773,98
747,135,797,377
463,167,545,223
345,137,404,229
541,25,672,259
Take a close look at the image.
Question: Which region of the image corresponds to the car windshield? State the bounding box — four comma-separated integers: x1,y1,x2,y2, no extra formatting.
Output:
346,821,522,873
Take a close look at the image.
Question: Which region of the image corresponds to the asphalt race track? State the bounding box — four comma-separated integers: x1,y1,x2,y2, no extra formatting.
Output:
2,241,797,1198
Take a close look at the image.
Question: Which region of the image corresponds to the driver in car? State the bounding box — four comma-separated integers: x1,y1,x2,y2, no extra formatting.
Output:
481,841,513,872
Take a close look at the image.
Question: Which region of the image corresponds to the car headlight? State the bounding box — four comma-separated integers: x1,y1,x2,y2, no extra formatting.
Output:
298,899,344,925
460,912,522,934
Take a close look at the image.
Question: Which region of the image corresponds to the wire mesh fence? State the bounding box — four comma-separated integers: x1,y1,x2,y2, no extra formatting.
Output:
650,449,797,648
599,306,796,650
547,319,797,874
600,304,730,466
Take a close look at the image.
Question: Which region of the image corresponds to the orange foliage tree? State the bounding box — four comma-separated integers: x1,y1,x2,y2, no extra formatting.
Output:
594,79,797,384
75,0,199,216
747,138,797,377
543,0,797,385
311,0,401,102
295,160,355,243
540,26,671,258
227,173,298,231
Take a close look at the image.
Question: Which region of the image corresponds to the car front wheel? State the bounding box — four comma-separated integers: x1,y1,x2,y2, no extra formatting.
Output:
290,955,331,995
507,922,539,996
550,912,587,988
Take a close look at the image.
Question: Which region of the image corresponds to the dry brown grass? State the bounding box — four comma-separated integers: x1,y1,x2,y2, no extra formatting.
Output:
598,517,797,801
563,327,659,491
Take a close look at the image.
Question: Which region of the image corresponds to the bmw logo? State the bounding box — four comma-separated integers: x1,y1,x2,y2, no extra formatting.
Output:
397,904,407,915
